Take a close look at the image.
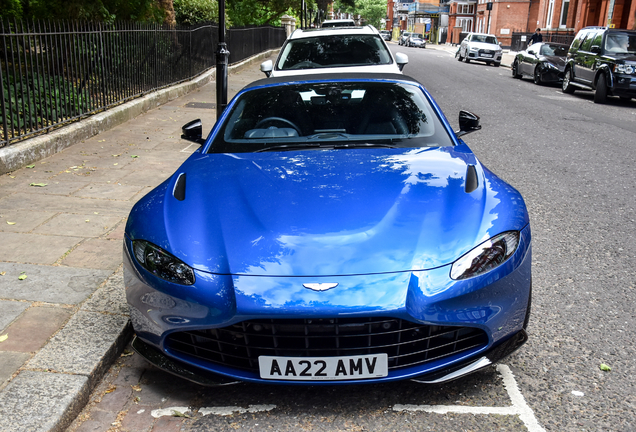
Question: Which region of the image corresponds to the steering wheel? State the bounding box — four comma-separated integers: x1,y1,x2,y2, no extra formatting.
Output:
254,117,301,135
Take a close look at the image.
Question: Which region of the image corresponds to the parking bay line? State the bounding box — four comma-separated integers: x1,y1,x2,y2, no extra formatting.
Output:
149,365,545,431
393,364,545,432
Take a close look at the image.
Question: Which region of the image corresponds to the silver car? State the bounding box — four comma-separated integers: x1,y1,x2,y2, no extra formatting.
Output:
260,26,408,77
457,33,502,66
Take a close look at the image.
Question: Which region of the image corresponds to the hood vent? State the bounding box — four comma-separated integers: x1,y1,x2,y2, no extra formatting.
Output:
173,173,186,201
465,165,478,193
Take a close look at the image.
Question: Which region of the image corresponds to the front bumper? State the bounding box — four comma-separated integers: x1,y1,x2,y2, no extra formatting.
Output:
468,51,502,62
123,225,531,385
132,329,528,386
610,74,636,98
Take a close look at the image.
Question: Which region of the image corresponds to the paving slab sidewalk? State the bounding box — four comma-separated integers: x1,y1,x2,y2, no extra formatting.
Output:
0,52,275,432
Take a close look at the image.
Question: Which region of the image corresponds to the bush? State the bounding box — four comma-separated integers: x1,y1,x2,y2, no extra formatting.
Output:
174,0,220,25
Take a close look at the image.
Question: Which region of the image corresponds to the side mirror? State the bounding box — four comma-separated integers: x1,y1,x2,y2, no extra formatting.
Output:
590,45,601,54
395,52,409,71
527,49,536,55
499,42,502,46
260,60,273,77
456,110,481,138
181,119,205,145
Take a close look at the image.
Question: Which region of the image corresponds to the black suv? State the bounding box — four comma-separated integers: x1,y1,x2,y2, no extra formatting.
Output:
562,26,636,103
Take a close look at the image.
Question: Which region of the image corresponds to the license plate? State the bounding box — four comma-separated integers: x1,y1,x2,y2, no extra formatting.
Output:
482,54,493,58
259,354,388,381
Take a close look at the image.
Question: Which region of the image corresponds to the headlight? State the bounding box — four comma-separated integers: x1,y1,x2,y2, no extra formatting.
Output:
470,46,479,51
133,240,195,285
545,63,558,70
615,64,634,74
450,231,520,280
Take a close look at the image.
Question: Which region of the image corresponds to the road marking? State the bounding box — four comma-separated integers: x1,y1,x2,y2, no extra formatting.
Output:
151,406,191,418
199,405,277,416
393,364,545,432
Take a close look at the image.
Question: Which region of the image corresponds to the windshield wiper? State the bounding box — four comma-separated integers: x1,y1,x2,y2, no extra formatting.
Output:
333,143,396,149
254,143,322,152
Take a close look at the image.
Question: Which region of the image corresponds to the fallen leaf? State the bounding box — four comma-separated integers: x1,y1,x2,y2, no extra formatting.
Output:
0,271,6,276
7,221,16,225
94,212,99,215
113,163,118,166
171,410,190,418
104,386,116,394
29,183,47,187
112,154,120,157
131,155,138,158
600,363,611,372
85,219,90,222
26,165,35,169
120,350,133,357
131,385,142,392
18,274,27,280
0,334,8,343
9,176,15,178
134,396,140,403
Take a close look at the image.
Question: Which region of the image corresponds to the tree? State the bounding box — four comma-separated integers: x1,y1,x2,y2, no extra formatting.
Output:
355,0,386,29
1,0,167,22
226,0,301,26
173,0,220,25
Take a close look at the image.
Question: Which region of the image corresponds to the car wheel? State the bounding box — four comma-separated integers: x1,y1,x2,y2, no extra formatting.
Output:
464,55,470,63
494,62,500,67
594,73,608,104
512,60,522,78
486,61,491,65
620,96,632,101
533,67,542,85
457,50,463,61
562,68,575,94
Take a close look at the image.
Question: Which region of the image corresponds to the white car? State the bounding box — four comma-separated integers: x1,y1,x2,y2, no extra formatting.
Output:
457,32,502,66
321,19,355,28
261,26,408,77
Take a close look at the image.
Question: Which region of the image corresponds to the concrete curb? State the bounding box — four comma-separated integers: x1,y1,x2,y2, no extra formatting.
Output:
0,49,278,175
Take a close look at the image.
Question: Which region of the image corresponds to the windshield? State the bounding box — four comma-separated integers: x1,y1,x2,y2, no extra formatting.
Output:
605,32,636,54
277,35,392,70
211,82,453,153
412,34,423,39
540,44,568,56
471,34,498,45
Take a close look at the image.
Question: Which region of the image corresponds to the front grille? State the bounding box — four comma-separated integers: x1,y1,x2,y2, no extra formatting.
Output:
165,318,488,373
479,49,494,55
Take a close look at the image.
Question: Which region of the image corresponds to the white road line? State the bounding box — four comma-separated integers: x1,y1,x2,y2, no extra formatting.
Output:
393,364,545,432
198,404,277,417
151,406,191,418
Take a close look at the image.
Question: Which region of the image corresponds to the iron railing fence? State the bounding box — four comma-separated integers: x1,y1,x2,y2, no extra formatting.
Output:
0,20,286,147
510,32,576,52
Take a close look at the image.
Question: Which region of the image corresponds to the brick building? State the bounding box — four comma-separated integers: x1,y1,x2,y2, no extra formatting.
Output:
446,0,636,48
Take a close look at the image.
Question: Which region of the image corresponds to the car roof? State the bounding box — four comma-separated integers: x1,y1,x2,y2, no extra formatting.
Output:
468,32,496,37
241,73,422,92
289,26,380,39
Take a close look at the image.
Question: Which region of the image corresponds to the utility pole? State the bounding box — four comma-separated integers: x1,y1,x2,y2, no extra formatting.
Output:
216,0,230,120
486,2,493,33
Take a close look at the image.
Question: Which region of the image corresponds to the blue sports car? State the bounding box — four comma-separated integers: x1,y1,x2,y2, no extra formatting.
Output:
124,73,532,386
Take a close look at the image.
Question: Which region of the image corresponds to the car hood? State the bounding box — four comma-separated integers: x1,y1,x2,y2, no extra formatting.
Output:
468,42,500,51
272,64,402,77
127,146,528,277
542,55,566,68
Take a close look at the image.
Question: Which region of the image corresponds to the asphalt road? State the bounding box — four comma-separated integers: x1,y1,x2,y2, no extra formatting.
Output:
68,47,636,432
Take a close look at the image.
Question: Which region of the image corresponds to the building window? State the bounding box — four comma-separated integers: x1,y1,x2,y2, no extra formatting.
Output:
546,0,555,29
458,4,475,14
559,0,570,28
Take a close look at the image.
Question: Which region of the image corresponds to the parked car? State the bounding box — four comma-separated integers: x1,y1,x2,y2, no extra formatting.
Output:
379,30,392,41
562,26,636,103
260,26,408,77
512,42,569,84
321,19,356,28
398,31,412,46
124,72,532,386
406,33,426,48
457,33,502,66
